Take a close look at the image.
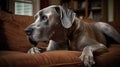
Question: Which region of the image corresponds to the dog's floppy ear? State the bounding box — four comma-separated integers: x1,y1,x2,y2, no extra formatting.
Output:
55,6,76,28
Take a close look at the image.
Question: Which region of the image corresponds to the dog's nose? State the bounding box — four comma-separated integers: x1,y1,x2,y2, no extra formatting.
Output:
24,28,33,36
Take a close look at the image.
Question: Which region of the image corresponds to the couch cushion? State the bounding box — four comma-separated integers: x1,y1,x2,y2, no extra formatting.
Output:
0,45,120,67
94,45,120,67
0,51,83,67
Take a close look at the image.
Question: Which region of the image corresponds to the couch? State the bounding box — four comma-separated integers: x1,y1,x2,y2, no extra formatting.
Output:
0,11,120,67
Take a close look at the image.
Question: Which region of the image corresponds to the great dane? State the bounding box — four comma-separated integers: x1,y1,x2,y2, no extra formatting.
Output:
25,5,120,67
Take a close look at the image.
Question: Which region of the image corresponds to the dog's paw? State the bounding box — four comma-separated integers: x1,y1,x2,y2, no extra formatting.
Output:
80,47,95,67
27,47,41,54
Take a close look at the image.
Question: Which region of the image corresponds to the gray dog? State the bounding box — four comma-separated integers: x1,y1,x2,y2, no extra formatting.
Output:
25,5,120,67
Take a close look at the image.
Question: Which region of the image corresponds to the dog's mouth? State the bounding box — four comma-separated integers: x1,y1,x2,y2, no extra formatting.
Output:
28,36,38,46
28,36,49,46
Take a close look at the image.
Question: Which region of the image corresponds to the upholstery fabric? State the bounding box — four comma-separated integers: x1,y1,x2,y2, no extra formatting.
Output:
0,51,83,67
0,45,120,67
0,11,34,52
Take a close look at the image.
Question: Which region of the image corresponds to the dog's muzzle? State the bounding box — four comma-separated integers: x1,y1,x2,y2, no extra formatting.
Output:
25,28,38,46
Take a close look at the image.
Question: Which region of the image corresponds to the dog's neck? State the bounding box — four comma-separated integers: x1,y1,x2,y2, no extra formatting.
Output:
67,17,85,39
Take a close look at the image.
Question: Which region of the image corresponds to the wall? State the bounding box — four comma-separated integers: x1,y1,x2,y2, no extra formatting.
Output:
49,0,60,5
108,0,114,22
33,0,40,15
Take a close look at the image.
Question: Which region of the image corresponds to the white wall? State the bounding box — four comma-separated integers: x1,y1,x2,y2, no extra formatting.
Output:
108,0,114,22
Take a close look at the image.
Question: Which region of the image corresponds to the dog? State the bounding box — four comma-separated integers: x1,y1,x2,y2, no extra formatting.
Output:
25,5,120,67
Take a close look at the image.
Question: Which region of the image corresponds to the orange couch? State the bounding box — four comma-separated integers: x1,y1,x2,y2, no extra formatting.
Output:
0,11,120,67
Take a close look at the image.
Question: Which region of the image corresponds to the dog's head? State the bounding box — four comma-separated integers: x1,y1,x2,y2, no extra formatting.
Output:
25,5,76,46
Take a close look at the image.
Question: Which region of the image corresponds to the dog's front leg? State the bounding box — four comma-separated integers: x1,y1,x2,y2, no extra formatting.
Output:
80,44,107,67
47,40,59,51
47,40,69,50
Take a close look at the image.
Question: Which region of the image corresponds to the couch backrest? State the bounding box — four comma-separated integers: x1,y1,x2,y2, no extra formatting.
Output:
0,11,34,52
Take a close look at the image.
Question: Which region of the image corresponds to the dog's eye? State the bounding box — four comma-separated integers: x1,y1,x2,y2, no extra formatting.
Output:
41,15,49,25
42,16,47,20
